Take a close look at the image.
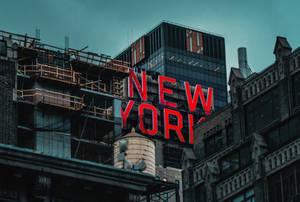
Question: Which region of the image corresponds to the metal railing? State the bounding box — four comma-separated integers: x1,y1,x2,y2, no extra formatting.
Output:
70,50,130,74
83,106,113,120
0,30,38,48
17,88,83,111
18,64,81,85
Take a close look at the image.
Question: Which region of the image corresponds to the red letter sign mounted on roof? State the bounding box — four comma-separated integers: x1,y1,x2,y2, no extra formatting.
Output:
121,100,134,128
184,82,213,114
164,108,185,143
138,103,158,136
128,69,147,101
158,75,177,108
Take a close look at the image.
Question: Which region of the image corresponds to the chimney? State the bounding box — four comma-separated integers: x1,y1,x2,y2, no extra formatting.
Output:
238,47,252,78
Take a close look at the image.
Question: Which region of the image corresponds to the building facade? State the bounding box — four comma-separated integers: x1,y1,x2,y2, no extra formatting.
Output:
0,30,177,202
116,21,227,110
182,36,300,202
116,22,228,202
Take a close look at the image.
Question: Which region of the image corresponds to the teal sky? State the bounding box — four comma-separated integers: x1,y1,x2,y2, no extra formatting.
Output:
1,0,299,80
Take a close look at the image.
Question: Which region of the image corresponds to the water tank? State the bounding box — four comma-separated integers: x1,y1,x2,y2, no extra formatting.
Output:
114,128,155,175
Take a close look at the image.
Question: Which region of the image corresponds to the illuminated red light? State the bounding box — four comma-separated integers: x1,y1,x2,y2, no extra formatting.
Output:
158,75,177,108
121,100,134,128
138,103,158,135
123,70,214,144
188,114,194,144
128,69,147,101
184,82,213,114
164,108,185,143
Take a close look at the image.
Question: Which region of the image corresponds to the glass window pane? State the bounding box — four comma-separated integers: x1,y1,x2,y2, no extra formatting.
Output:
232,195,244,202
245,189,254,198
0,41,6,56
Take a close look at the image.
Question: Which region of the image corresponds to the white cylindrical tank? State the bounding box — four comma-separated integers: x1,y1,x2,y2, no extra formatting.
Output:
114,128,155,175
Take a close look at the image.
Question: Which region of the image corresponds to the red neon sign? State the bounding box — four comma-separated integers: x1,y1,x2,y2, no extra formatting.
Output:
138,103,158,135
158,75,177,108
121,100,134,128
128,69,147,101
164,108,185,143
124,70,214,144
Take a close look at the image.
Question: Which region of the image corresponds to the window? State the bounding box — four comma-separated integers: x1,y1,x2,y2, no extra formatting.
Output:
246,87,280,135
0,41,6,56
220,146,252,177
293,73,300,107
225,188,255,202
195,184,206,202
205,131,224,157
269,163,300,202
190,37,193,52
197,32,200,47
226,125,233,145
265,116,300,151
133,50,137,65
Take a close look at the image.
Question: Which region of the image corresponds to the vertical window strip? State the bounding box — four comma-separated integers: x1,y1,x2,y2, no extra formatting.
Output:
190,37,193,52
197,32,200,47
134,50,136,65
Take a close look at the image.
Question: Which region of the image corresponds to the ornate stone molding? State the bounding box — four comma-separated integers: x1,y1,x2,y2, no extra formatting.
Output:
216,166,253,201
264,138,300,175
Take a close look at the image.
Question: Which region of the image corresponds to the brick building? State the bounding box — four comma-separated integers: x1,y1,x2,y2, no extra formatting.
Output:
182,36,300,202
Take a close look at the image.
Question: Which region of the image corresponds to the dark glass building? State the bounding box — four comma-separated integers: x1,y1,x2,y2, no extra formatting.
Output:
116,21,227,110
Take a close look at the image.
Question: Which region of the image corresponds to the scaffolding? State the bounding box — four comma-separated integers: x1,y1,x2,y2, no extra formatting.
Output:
83,106,113,120
79,76,107,93
18,64,81,85
7,29,131,166
0,30,38,48
17,88,84,111
112,77,124,98
17,63,125,98
69,50,130,74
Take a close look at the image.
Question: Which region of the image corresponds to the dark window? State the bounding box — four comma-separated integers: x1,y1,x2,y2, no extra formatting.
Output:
195,184,206,202
220,145,251,177
246,87,280,135
265,116,300,151
269,163,300,202
293,73,300,107
205,131,223,157
226,125,233,145
163,145,182,168
0,41,6,56
225,188,255,202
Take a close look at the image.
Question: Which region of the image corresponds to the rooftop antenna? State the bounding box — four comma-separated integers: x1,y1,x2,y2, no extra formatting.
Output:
35,28,40,40
65,35,69,51
35,28,40,48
